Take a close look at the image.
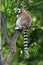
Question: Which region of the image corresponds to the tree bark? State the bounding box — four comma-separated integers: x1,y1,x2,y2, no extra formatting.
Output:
0,0,4,65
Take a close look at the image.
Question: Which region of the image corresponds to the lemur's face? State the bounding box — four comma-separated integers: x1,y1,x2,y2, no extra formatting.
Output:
14,8,22,15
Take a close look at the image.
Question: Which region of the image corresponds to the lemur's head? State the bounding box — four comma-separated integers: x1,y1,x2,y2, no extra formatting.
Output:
14,8,22,15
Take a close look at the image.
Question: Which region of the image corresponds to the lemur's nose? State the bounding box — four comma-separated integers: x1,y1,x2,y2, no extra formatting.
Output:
16,11,18,15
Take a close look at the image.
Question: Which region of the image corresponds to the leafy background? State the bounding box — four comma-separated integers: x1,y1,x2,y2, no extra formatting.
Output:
1,0,43,65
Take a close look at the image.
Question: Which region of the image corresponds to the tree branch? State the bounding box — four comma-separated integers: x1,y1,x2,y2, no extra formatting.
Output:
4,47,14,65
4,30,19,65
11,30,19,45
18,0,24,8
0,12,4,65
1,12,11,45
1,12,19,46
0,35,4,65
1,12,20,65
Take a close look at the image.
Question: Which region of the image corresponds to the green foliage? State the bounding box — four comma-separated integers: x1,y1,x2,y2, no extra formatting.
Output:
2,0,43,65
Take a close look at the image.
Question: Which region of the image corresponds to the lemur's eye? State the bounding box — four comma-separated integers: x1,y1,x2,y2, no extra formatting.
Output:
18,10,19,12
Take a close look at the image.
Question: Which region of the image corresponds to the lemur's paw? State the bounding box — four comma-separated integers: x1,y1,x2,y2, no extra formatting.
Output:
15,26,21,31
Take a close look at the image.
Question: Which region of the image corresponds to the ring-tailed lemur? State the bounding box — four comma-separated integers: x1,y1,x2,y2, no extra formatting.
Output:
14,8,32,59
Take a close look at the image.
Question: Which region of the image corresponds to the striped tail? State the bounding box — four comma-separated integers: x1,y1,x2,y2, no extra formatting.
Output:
24,29,29,59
